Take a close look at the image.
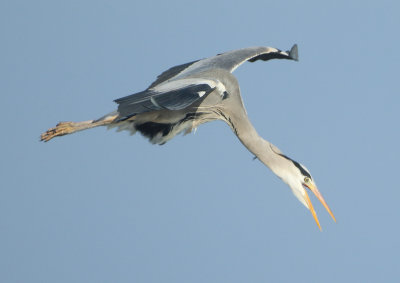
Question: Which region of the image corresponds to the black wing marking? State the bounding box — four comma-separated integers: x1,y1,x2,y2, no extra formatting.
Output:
248,44,298,62
115,83,215,118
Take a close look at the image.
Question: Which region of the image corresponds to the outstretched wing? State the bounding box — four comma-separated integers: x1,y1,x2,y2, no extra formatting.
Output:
218,44,298,72
170,44,299,78
145,44,299,89
115,44,298,119
115,78,224,118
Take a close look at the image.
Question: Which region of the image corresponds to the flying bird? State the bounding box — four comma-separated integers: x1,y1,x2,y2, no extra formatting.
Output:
41,44,336,229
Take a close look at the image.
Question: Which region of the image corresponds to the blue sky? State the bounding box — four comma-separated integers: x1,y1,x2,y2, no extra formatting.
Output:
1,0,400,282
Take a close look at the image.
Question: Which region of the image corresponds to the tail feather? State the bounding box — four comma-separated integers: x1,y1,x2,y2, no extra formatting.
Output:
40,114,118,142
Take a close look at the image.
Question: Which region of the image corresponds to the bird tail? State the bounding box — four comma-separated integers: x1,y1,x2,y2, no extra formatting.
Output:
40,112,118,142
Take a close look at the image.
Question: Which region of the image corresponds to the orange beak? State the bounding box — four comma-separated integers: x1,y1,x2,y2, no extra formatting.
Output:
303,182,336,230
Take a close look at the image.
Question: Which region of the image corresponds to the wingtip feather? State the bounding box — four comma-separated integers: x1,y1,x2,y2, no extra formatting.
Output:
289,44,299,61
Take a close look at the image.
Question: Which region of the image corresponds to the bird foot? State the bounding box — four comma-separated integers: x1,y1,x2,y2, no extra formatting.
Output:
40,121,76,142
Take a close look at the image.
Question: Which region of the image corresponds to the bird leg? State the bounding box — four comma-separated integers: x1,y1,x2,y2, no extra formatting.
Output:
40,115,117,142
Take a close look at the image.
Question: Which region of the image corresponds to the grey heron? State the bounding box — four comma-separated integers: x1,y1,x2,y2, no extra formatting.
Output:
41,44,335,230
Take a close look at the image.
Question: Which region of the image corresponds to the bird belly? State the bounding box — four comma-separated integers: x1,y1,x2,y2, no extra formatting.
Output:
109,110,214,145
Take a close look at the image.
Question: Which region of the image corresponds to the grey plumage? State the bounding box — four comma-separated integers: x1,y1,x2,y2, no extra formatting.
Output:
41,44,336,229
116,45,298,119
109,44,298,144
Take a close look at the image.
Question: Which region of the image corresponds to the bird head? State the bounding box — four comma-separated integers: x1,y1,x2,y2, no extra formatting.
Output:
273,152,336,230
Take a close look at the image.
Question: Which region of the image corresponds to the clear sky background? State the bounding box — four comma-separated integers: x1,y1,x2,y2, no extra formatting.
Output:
1,0,399,282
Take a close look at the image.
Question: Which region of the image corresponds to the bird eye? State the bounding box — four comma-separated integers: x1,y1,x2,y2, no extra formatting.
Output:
304,177,311,183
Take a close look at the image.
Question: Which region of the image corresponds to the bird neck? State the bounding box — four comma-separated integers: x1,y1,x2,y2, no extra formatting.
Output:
228,111,283,176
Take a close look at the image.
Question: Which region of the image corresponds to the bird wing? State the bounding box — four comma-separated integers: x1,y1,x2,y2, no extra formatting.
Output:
145,45,298,89
147,60,200,89
115,45,297,119
221,44,298,73
168,44,299,77
114,78,223,118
